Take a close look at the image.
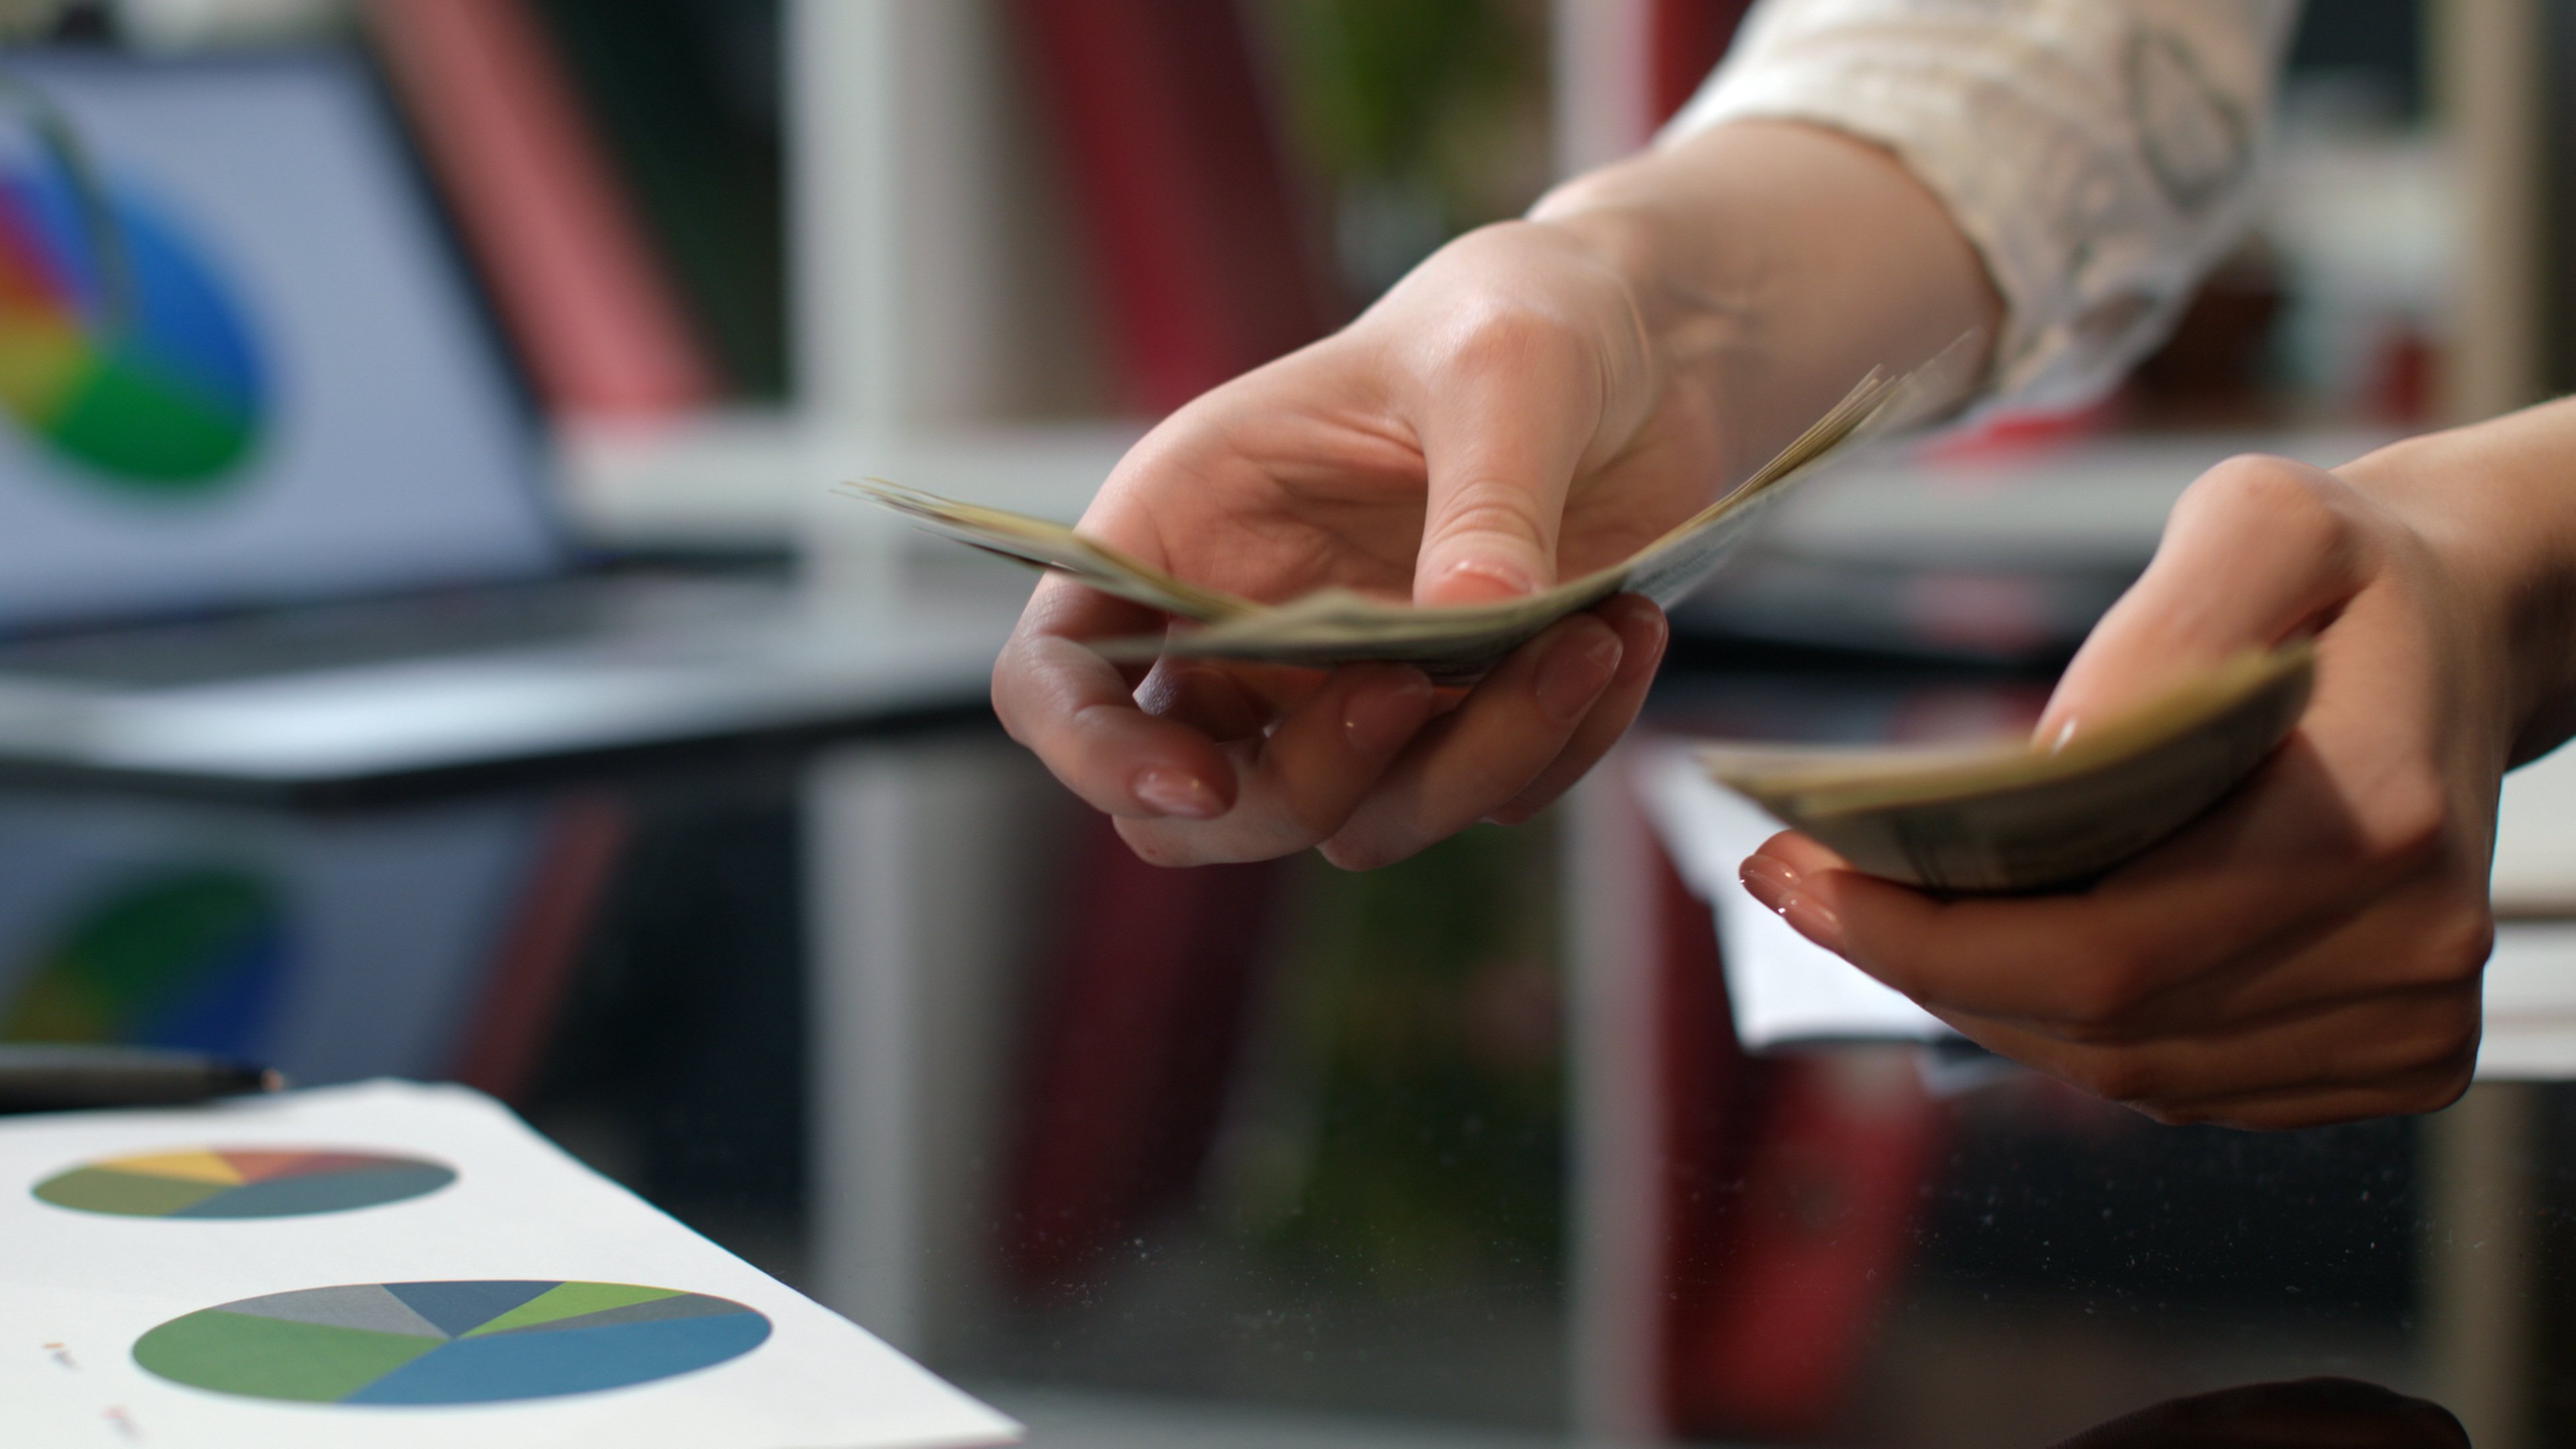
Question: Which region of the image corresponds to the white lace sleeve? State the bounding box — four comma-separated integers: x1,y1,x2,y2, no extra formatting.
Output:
1664,0,2300,413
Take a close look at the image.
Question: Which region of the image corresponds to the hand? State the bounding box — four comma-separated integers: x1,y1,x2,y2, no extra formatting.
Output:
991,123,1998,869
2051,1377,2467,1449
1743,445,2529,1129
993,219,1682,869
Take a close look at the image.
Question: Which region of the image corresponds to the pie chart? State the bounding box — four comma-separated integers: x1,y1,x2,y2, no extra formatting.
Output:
0,160,266,491
134,1281,772,1405
1,865,292,1057
34,1146,453,1219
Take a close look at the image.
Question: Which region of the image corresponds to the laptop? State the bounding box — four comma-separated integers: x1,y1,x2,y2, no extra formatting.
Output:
0,48,1004,799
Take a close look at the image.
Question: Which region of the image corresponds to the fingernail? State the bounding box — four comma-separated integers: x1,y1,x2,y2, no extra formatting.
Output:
1740,853,1799,912
1343,670,1434,757
1133,767,1223,818
1433,558,1538,602
1535,627,1623,724
1634,601,1671,660
1741,854,1845,952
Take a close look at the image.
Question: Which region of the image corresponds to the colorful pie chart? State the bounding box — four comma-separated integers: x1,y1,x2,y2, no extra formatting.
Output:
1,865,292,1057
0,160,266,490
34,1146,453,1219
134,1281,773,1405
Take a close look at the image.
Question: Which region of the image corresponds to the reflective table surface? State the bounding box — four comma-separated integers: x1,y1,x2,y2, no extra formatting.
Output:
3,667,2561,1446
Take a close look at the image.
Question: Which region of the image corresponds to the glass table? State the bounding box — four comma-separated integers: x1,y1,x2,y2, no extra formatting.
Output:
4,665,2552,1446
767,667,2560,1446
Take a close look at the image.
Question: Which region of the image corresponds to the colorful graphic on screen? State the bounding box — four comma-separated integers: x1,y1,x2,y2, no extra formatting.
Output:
134,1281,773,1405
0,159,267,490
34,1147,454,1219
0,865,291,1057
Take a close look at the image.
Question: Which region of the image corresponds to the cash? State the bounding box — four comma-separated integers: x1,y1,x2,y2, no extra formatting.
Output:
1699,643,2316,894
847,353,1956,683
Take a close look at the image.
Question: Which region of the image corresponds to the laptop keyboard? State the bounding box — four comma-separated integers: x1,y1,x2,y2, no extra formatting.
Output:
0,573,788,690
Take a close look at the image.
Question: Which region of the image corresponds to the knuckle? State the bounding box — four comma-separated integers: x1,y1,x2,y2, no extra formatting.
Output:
2384,1051,2477,1118
2414,1056,2477,1115
2410,1027,2483,1089
2414,908,2497,987
2178,453,2357,556
1436,297,1576,376
2187,451,2336,519
2057,947,2157,1028
2363,775,2451,873
2363,896,2494,995
2398,984,2484,1061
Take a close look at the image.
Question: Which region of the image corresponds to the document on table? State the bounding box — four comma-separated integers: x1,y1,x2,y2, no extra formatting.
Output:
1637,744,1953,1049
0,1079,1018,1449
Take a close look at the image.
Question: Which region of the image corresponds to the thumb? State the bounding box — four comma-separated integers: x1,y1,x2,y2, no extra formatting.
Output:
1409,337,1600,605
2040,454,2365,744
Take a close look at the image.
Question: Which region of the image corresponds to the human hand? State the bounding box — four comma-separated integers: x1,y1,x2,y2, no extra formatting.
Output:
2051,1377,2467,1449
991,123,1997,869
991,218,1686,869
1741,446,2527,1128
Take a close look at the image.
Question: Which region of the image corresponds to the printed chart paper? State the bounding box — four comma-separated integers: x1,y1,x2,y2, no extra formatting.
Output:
1635,744,1950,1049
0,1079,1018,1448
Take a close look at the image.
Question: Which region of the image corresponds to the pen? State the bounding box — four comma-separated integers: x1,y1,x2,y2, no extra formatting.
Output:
0,1045,286,1114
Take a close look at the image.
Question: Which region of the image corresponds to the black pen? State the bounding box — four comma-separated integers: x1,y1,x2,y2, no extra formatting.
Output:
0,1045,286,1114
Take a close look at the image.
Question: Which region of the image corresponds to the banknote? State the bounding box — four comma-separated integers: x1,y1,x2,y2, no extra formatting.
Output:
1699,643,2316,894
848,350,1964,682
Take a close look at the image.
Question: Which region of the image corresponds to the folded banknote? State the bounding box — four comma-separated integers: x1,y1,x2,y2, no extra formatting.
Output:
849,352,1962,682
1699,643,2316,894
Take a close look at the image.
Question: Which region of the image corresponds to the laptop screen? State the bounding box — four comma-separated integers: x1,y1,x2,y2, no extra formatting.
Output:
0,49,564,637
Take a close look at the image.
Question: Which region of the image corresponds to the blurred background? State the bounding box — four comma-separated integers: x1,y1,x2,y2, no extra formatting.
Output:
3,1,2576,1446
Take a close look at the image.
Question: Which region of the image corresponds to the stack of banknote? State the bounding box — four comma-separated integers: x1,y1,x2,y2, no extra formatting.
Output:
849,362,1927,683
1699,643,2316,894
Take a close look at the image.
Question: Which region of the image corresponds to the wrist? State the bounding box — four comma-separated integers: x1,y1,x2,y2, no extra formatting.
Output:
2339,402,2576,765
1533,121,2001,468
1527,165,1757,359
1519,187,1767,485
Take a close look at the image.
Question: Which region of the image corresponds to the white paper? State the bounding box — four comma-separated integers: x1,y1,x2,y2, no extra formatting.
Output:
1634,746,1952,1049
2474,924,2576,1081
2493,743,2576,916
0,1080,1019,1448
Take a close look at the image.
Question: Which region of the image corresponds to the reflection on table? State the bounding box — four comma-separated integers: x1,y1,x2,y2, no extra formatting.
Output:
799,679,2576,1448
11,674,2567,1447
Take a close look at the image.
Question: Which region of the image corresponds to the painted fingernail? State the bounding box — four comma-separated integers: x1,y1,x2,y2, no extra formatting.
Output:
1343,670,1434,757
1739,853,1799,912
1133,767,1223,818
1740,853,1846,953
1535,628,1623,724
1633,601,1671,660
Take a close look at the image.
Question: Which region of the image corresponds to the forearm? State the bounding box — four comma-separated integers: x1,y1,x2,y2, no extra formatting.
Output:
2339,398,2576,767
1527,119,2003,483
